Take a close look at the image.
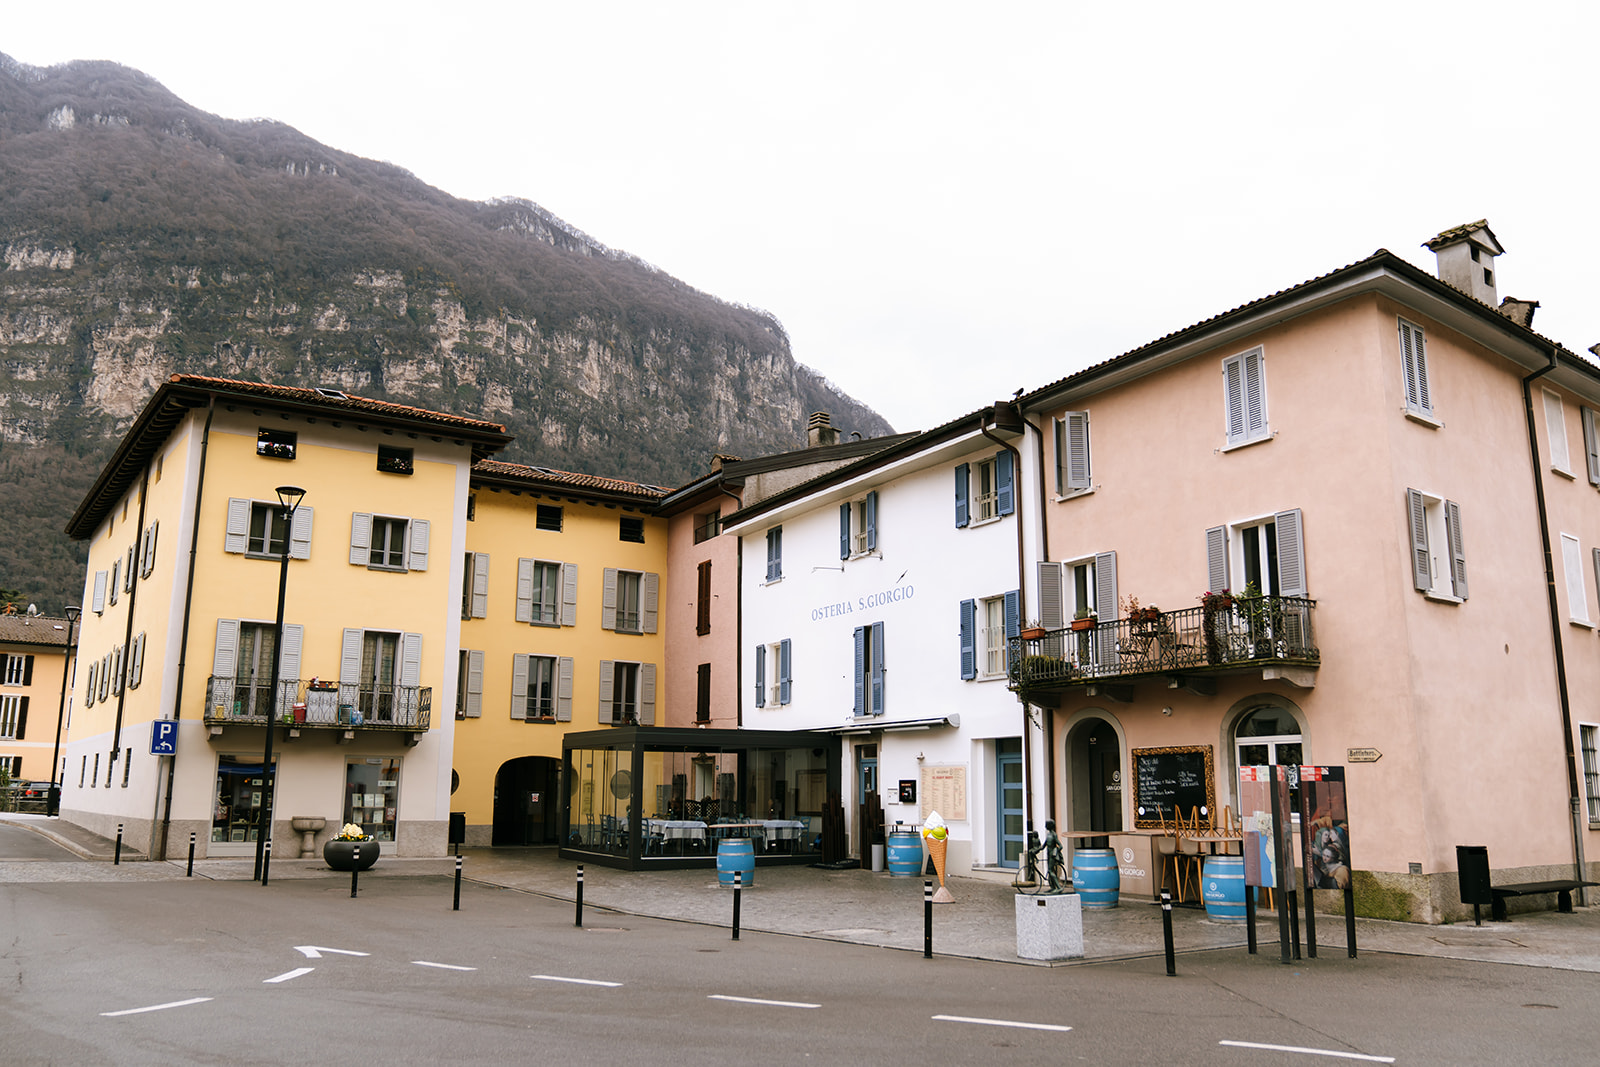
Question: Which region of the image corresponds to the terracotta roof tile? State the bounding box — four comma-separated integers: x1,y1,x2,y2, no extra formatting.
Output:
0,614,77,648
473,460,671,499
170,375,509,434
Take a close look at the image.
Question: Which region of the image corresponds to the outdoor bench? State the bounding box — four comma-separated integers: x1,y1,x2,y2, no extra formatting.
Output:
1489,879,1599,922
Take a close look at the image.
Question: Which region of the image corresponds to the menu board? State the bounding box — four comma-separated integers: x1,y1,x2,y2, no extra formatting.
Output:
920,766,967,821
1131,745,1215,829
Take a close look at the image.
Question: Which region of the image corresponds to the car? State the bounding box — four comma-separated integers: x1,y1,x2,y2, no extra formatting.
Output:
5,779,50,814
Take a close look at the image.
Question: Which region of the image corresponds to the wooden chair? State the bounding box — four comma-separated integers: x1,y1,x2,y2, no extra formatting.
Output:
1154,806,1185,901
1172,807,1202,902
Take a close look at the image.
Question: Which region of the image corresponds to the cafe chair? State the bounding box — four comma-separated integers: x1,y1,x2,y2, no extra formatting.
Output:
1175,807,1203,901
1154,806,1186,902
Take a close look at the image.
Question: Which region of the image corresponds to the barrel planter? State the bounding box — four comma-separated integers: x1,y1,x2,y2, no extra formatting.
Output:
1202,854,1247,921
716,837,755,888
887,831,923,877
1073,847,1119,909
324,837,380,872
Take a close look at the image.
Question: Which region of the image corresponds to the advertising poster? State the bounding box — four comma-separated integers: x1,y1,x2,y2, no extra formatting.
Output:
1299,766,1351,891
1238,765,1295,888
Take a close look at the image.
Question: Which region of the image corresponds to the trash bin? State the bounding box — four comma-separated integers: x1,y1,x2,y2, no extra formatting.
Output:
870,842,885,872
1457,844,1491,906
449,811,466,847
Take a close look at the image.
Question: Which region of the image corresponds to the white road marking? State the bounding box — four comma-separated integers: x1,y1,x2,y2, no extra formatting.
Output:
101,997,213,1017
413,961,477,971
932,1014,1072,1032
1220,1040,1395,1063
710,995,821,1009
295,945,369,959
530,974,622,987
265,968,315,983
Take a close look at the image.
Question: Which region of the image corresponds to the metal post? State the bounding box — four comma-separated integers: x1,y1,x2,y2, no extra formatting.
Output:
1245,886,1257,955
1344,886,1358,958
1304,885,1318,959
254,486,305,883
732,870,742,940
114,823,123,865
262,836,272,886
1289,891,1302,960
575,865,584,927
453,855,462,911
48,606,80,818
350,844,360,898
186,831,195,877
924,880,933,959
1161,890,1176,976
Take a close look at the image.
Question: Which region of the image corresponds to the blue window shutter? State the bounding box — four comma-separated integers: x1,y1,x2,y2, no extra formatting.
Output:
869,622,885,714
852,626,865,715
754,644,766,708
779,639,792,705
959,599,976,680
954,464,970,528
840,503,851,560
996,451,1014,516
1004,588,1020,673
865,491,878,552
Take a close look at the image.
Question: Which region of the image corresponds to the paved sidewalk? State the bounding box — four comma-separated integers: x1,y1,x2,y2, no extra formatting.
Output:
6,813,1600,971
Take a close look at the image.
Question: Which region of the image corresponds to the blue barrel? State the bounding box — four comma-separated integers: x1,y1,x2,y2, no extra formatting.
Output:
1073,848,1119,909
716,838,755,888
887,831,922,877
1202,855,1247,921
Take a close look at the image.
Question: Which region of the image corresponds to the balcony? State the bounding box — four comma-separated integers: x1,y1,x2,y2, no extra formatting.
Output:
1009,596,1320,701
204,677,432,743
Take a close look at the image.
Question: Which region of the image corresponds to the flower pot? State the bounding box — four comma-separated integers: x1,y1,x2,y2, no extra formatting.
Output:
1020,627,1049,640
324,837,380,871
1070,618,1095,632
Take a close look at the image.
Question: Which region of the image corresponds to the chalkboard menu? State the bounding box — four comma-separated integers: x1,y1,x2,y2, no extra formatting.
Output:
1131,745,1215,829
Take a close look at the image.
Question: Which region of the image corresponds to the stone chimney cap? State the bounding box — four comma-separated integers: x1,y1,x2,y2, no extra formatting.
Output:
1423,219,1504,255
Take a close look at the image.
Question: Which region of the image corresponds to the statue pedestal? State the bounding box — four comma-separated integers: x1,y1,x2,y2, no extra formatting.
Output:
1015,892,1084,960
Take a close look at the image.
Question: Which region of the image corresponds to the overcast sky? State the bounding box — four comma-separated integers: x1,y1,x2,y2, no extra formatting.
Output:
7,2,1599,433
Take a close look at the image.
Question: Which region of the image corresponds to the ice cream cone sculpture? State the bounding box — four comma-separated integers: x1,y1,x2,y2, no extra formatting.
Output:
923,810,955,903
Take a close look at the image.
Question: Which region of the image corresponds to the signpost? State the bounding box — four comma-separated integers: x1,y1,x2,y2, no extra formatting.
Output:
149,720,177,756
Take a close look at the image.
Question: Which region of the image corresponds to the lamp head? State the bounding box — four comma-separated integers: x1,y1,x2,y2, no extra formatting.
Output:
276,485,307,513
64,605,82,623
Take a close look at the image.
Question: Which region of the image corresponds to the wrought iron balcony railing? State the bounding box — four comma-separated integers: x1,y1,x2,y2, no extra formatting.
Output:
1009,596,1319,691
204,677,433,731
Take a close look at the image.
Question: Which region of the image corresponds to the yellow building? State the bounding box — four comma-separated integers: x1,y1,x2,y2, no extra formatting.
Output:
0,611,77,787
453,461,668,846
61,376,510,859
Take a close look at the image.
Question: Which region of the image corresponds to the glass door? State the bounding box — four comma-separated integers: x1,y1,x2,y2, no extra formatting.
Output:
996,739,1024,868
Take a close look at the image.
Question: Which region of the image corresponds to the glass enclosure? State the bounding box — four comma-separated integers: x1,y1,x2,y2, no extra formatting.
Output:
344,756,401,841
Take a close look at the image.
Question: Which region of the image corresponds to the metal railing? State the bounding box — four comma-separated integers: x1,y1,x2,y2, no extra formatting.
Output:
203,677,433,731
1009,596,1319,690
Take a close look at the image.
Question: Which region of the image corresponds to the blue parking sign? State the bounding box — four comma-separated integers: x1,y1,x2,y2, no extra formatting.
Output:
150,720,178,756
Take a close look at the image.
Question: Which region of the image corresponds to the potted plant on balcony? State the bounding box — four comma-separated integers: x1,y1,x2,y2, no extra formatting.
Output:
1198,588,1235,664
1070,609,1097,632
1236,582,1281,658
1020,620,1049,640
323,822,380,871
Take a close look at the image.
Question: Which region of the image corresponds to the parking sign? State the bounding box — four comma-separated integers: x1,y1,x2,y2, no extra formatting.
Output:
150,720,178,756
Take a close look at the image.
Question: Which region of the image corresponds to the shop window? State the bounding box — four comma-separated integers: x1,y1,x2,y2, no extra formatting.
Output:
344,757,401,842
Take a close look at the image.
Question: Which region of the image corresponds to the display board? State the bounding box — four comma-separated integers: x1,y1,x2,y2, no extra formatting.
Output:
1130,745,1215,829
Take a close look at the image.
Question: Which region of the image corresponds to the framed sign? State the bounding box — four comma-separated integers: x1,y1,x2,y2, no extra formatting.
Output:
1130,745,1215,829
898,779,917,804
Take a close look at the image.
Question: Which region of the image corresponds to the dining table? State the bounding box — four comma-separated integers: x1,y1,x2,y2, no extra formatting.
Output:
645,819,707,854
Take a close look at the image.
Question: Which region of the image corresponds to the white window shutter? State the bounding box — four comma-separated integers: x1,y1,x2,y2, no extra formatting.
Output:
213,619,240,678
408,518,430,572
515,558,534,623
130,633,145,689
1274,509,1306,597
111,645,123,694
340,628,363,684
1037,561,1063,629
470,552,490,618
639,663,656,725
290,506,314,560
1406,489,1431,591
400,633,423,687
1094,550,1118,667
1205,526,1230,594
561,563,578,626
601,568,618,630
510,654,529,720
555,657,574,722
465,650,484,718
598,660,615,721
225,498,251,554
110,559,120,605
1545,390,1570,472
349,513,373,566
92,570,107,614
142,520,159,577
84,662,95,707
1563,534,1587,622
278,623,303,680
1446,501,1468,600
100,653,110,700
1583,407,1600,486
124,546,135,592
642,572,659,634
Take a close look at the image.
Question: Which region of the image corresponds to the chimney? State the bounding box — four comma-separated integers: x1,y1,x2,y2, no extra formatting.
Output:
807,411,839,448
1498,297,1539,329
1423,220,1504,306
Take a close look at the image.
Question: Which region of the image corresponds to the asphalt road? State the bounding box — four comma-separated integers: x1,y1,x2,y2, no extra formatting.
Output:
1,873,1595,1065
0,821,79,862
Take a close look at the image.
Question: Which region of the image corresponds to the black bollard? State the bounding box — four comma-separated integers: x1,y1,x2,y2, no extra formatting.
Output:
1344,886,1358,959
186,831,195,877
924,880,933,959
575,865,584,927
1245,887,1258,955
262,837,272,886
1289,891,1301,961
350,844,360,898
1161,890,1176,976
453,855,462,911
732,870,742,940
114,823,123,865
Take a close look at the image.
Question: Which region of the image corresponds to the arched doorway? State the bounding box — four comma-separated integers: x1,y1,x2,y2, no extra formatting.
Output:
1065,717,1123,834
493,757,562,846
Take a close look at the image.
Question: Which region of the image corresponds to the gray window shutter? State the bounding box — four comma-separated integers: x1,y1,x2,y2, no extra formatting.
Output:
1399,319,1431,416
556,657,574,722
1052,418,1067,495
561,563,578,626
516,559,534,623
1205,526,1230,594
408,518,430,572
130,633,145,689
1243,349,1266,438
598,660,615,722
1094,551,1118,667
839,503,851,559
1224,355,1246,445
954,463,970,527
1274,509,1306,597
510,653,529,720
349,513,373,566
213,619,240,678
340,628,363,685
92,570,107,614
865,491,878,552
1445,500,1468,599
470,552,490,618
1406,489,1430,591
869,621,885,714
642,572,659,634
465,650,484,718
1584,407,1600,486
996,451,1015,516
1037,561,1064,629
852,627,865,715
1004,588,1021,673
279,623,303,680
110,558,120,604
779,639,792,705
226,498,251,554
400,633,423,688
124,546,135,592
84,662,95,707
601,568,618,630
754,644,765,708
639,663,657,725
111,645,123,695
100,654,110,700
766,527,782,581
959,599,976,680
290,507,313,560
1065,412,1091,491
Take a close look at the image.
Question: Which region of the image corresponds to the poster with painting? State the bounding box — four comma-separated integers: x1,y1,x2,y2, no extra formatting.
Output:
1299,766,1350,890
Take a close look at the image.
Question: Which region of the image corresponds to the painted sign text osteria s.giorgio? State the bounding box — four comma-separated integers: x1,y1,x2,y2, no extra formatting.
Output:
811,584,915,621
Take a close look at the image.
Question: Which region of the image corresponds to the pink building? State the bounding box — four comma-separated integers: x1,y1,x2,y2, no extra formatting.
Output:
1016,222,1600,921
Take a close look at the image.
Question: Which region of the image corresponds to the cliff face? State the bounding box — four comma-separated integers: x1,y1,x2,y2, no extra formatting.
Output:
0,54,892,606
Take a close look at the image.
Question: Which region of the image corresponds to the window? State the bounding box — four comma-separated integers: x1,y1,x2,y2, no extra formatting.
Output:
1562,534,1590,624
955,453,1015,527
840,491,879,558
600,660,656,724
536,505,563,532
225,499,313,560
467,494,476,522
694,510,720,544
376,445,413,475
1398,319,1434,420
755,639,791,707
457,649,484,718
249,503,288,557
462,552,490,619
1207,510,1307,599
257,427,297,459
981,596,1009,677
1583,407,1600,486
235,623,280,718
765,527,783,581
1222,346,1269,448
517,559,575,626
1234,705,1304,812
602,569,658,633
620,516,645,543
1582,725,1600,824
1054,412,1091,494
79,754,86,788
350,512,428,572
0,695,25,739
959,593,1018,679
4,654,32,686
696,663,711,722
122,747,131,787
344,757,400,842
91,752,98,788
696,560,712,636
336,629,421,724
513,653,573,722
1544,389,1573,476
852,622,885,716
1405,490,1466,601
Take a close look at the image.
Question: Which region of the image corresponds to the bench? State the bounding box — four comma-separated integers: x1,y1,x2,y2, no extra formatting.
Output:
1489,879,1599,922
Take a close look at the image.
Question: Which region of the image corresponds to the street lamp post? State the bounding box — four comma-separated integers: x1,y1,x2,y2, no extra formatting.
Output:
254,486,306,882
47,605,82,817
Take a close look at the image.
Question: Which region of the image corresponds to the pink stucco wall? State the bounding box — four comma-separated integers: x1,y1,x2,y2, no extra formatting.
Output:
663,498,742,729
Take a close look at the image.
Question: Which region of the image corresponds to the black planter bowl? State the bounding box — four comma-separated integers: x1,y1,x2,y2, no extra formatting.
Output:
324,837,380,871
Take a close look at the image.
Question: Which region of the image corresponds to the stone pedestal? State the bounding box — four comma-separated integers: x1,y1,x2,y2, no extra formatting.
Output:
1015,892,1084,961
290,816,326,858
